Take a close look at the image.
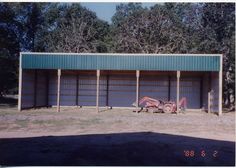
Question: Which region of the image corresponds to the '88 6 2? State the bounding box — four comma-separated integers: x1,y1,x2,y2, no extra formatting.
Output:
184,150,218,158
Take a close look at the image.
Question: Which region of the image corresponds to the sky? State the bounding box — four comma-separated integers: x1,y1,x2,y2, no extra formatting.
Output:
80,2,156,23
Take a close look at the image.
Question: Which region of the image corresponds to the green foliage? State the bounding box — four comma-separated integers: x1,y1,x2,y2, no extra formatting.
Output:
0,2,235,108
0,3,19,96
111,3,143,26
201,3,235,108
111,3,188,53
42,3,110,52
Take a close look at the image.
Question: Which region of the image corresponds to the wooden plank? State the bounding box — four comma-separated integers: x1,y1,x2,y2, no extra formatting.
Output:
176,71,180,113
57,69,61,112
136,70,140,112
96,70,100,113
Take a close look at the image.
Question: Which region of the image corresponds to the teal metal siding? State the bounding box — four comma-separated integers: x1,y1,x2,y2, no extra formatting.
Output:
21,53,220,71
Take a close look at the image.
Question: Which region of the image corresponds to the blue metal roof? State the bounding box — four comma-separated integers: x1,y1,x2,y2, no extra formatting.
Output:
21,53,221,71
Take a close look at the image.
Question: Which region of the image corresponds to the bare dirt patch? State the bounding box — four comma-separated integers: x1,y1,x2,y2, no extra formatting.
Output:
0,107,235,166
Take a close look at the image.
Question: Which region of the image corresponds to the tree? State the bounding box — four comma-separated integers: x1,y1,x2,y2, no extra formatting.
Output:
112,3,143,26
200,3,235,109
111,3,187,53
0,3,20,96
14,3,48,51
0,2,47,96
43,4,110,53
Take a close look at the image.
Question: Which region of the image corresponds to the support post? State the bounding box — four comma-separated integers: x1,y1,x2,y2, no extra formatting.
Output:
76,74,79,107
57,69,61,112
176,71,180,113
18,53,22,111
208,72,212,113
208,91,211,113
136,70,140,113
96,70,100,113
219,54,223,116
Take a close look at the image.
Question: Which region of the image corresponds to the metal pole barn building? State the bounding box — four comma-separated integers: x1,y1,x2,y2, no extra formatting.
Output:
18,53,223,115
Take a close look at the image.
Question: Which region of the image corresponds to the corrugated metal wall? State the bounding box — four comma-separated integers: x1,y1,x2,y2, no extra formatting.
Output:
78,75,107,106
211,72,219,112
48,71,79,106
60,74,77,106
202,74,210,110
36,71,47,106
48,72,107,106
170,77,200,109
139,76,169,101
108,75,136,107
21,70,47,108
107,73,201,109
21,70,214,110
21,70,35,108
48,72,57,106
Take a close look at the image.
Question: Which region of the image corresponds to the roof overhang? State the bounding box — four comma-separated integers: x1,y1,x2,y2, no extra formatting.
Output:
20,52,222,71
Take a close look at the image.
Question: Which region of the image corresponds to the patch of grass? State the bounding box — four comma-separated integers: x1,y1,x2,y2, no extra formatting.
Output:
0,109,18,116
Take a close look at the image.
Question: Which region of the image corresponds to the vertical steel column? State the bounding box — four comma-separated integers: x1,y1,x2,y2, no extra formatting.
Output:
96,70,100,113
176,71,180,113
57,69,61,112
136,70,140,113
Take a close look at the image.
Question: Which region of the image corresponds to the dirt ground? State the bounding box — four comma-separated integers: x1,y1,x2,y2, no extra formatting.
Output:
0,106,235,166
